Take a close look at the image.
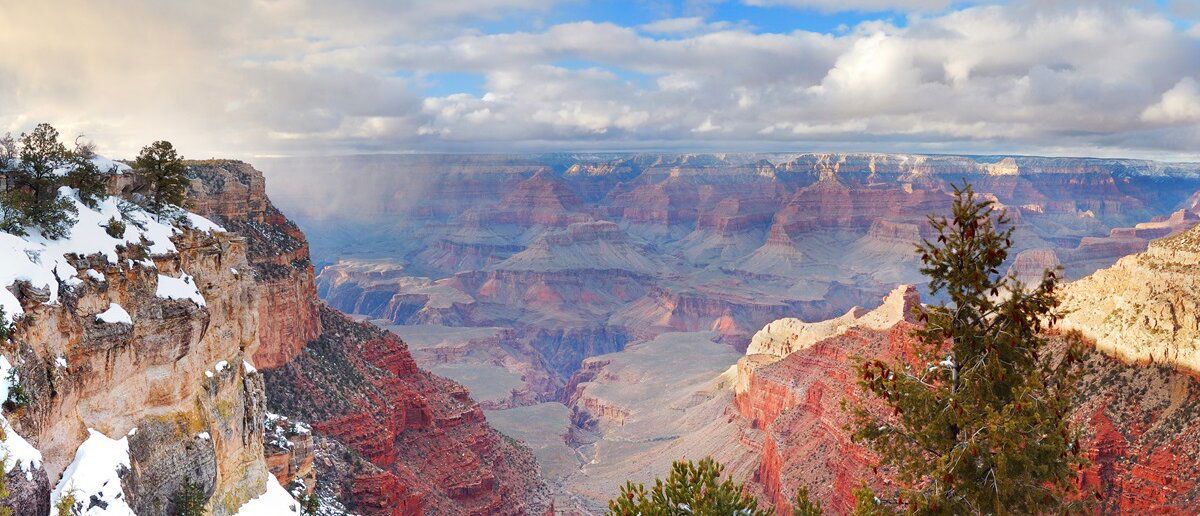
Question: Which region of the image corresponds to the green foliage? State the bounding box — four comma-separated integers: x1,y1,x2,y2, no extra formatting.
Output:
64,139,110,209
297,492,320,515
3,367,30,410
105,216,127,239
0,306,11,341
849,183,1087,514
606,457,768,516
133,141,189,214
793,486,824,516
54,490,76,516
173,478,207,516
0,123,109,239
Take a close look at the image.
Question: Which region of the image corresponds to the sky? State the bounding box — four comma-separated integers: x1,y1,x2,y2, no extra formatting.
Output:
1,0,1199,160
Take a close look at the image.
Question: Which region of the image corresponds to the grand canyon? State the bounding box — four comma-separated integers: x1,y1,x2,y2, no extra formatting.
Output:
6,1,1200,514
252,152,1200,512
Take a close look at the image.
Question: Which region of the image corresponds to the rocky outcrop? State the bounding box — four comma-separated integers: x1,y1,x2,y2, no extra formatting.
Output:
731,282,1200,514
1060,224,1200,372
186,160,321,370
262,306,548,515
2,199,275,514
744,285,919,358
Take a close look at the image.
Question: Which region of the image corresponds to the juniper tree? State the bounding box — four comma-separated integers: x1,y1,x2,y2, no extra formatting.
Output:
607,457,769,515
63,136,111,208
849,183,1086,515
1,123,79,238
133,140,188,213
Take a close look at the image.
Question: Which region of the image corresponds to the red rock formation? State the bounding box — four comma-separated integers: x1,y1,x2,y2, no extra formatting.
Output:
263,306,547,515
733,310,1200,514
186,161,321,369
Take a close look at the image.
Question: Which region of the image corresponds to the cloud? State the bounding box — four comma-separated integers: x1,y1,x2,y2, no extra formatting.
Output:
742,0,964,13
637,16,732,34
1142,78,1200,125
1,0,1199,159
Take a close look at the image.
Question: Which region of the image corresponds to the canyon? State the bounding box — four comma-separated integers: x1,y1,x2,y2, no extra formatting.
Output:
258,152,1200,511
0,160,547,515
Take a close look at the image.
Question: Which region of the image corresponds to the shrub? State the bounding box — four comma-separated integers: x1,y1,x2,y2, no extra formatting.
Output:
607,457,768,515
0,123,90,239
173,478,207,516
105,216,126,239
793,486,823,516
4,367,31,410
54,490,76,516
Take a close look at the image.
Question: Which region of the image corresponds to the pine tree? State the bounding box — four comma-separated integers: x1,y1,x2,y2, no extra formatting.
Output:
173,478,207,516
133,140,189,214
607,457,769,515
1,123,79,238
849,183,1086,514
63,137,111,209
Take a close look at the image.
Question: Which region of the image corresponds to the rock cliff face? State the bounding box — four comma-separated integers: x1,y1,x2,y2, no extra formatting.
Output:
262,306,548,515
186,161,322,370
1,179,279,514
1060,224,1200,372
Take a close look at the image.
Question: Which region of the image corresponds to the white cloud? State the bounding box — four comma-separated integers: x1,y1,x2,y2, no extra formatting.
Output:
0,0,1198,158
638,17,732,34
743,0,964,13
1142,78,1200,125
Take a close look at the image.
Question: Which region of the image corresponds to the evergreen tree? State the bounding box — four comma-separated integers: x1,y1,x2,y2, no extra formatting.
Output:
793,486,824,516
133,140,188,213
1,123,79,238
173,478,207,516
849,183,1086,514
63,137,111,209
607,457,768,515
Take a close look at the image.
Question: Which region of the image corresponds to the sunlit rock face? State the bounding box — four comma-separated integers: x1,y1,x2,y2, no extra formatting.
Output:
1060,223,1200,373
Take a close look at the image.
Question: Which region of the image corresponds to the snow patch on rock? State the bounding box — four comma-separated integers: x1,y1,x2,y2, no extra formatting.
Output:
50,428,134,516
156,272,206,306
95,302,132,325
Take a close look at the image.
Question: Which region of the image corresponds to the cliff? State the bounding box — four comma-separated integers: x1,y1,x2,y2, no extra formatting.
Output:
0,174,291,514
1060,224,1200,372
185,161,322,370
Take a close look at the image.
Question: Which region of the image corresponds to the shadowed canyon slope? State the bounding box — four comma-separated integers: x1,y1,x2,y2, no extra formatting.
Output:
257,152,1200,511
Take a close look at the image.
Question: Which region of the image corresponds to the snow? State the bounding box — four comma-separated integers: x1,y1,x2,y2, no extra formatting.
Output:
197,432,210,440
0,187,198,326
232,474,303,515
85,269,105,282
95,303,132,325
87,155,131,174
55,355,68,368
243,360,257,374
0,415,43,480
0,356,15,403
50,428,135,516
205,370,214,378
215,360,229,372
156,272,206,306
186,213,226,234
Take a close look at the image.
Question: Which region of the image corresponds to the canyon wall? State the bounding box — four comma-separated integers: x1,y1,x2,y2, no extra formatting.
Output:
186,161,549,515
